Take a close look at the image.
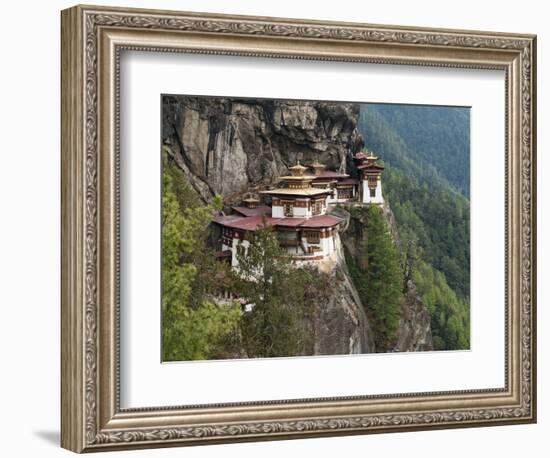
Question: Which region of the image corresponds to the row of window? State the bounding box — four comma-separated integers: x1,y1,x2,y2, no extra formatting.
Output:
275,230,322,244
282,201,324,217
337,188,353,199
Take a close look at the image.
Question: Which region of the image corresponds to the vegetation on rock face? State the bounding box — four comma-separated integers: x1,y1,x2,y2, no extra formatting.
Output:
358,104,471,351
161,154,241,361
348,206,402,351
233,225,317,358
161,98,472,360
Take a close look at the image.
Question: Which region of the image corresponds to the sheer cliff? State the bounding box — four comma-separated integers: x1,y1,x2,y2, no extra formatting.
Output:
162,95,363,203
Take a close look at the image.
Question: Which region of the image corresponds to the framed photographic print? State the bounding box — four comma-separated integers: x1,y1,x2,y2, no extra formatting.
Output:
61,4,537,453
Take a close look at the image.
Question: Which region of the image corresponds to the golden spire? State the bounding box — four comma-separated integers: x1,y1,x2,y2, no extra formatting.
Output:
288,160,307,177
311,160,326,176
364,149,379,161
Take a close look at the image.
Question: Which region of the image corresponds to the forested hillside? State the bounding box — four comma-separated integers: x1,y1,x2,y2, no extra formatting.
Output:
358,104,470,350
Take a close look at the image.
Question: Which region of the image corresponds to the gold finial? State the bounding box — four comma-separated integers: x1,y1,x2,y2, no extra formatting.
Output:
366,152,379,161
311,160,326,176
288,160,307,177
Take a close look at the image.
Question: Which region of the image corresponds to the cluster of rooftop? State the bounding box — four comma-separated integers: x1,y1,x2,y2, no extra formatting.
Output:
213,152,384,267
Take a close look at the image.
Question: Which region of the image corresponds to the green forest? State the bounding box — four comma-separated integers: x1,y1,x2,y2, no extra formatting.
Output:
358,104,471,350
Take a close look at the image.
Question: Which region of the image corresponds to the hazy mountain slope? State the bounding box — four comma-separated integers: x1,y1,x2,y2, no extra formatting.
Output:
359,104,470,196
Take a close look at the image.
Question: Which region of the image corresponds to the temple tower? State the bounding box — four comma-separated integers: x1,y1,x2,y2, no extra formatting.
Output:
355,152,384,205
311,160,326,176
242,193,260,209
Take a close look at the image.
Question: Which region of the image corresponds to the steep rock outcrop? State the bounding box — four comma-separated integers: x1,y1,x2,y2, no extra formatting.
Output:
312,239,375,355
394,279,433,352
382,201,433,351
381,202,433,351
162,96,363,203
334,204,433,353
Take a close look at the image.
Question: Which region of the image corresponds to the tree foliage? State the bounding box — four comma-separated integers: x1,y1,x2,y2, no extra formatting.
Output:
162,156,241,361
412,258,470,350
233,224,315,358
383,169,471,350
162,152,326,361
348,206,402,351
382,168,470,298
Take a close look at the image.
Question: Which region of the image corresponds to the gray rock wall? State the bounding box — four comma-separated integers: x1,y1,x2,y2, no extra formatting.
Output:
312,240,375,356
394,279,433,352
162,95,363,203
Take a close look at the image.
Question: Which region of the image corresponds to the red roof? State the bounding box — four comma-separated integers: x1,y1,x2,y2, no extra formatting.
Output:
357,163,384,171
231,205,271,217
273,218,306,227
354,152,367,160
213,214,244,225
213,214,270,231
213,214,342,231
300,215,343,228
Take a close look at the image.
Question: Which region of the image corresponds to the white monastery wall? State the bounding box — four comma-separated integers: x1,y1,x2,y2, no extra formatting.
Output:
362,178,384,205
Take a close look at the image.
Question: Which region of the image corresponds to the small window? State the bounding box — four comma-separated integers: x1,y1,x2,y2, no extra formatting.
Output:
369,188,376,198
283,203,293,217
312,201,322,215
306,231,320,244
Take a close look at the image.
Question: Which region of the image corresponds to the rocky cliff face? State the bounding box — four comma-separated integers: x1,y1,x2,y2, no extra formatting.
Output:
380,201,433,352
162,96,363,203
393,279,433,352
313,240,375,355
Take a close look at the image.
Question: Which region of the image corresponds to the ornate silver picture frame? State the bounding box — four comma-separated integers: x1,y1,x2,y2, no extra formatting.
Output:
61,4,536,453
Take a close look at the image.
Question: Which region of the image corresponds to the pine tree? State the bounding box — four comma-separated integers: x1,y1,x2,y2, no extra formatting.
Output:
364,206,403,350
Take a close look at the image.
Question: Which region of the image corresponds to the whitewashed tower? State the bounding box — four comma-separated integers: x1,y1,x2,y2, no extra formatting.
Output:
356,152,384,205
